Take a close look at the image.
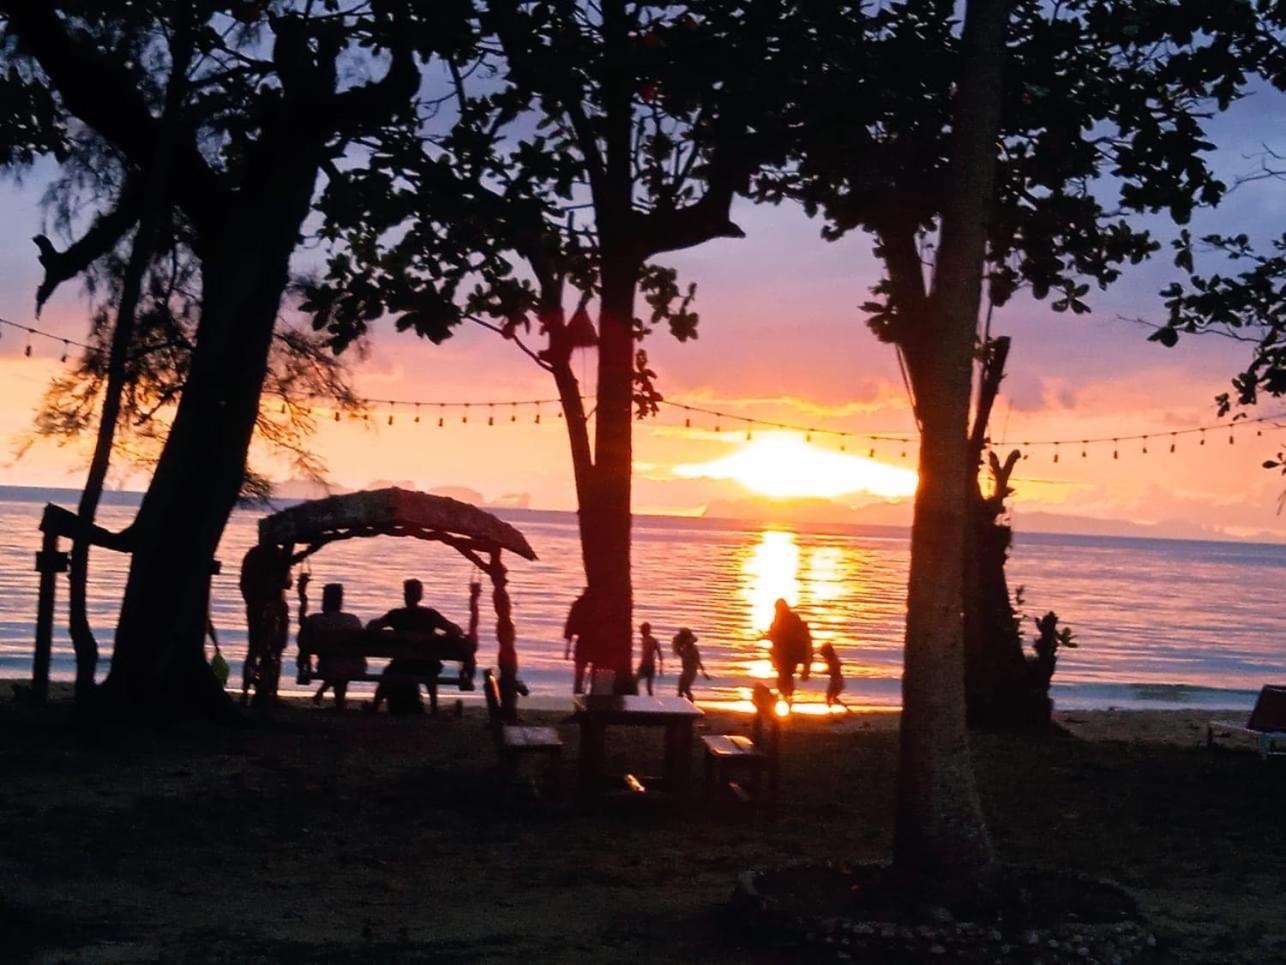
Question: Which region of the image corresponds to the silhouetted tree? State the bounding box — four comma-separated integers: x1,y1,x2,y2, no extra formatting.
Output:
0,0,451,719
305,0,797,685
764,0,1284,882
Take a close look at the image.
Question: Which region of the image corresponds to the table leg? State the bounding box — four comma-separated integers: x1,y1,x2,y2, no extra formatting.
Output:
664,720,695,796
579,717,606,796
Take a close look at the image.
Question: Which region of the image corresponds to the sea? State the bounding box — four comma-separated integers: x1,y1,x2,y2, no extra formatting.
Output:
1,485,1282,713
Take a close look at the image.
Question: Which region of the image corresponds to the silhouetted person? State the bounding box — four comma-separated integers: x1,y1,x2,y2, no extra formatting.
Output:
366,579,463,715
636,621,663,696
764,598,812,702
563,588,603,694
300,582,364,710
673,627,710,702
238,544,291,708
819,642,846,710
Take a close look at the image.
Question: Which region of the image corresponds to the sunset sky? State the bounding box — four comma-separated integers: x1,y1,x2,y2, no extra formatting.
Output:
3,91,1286,541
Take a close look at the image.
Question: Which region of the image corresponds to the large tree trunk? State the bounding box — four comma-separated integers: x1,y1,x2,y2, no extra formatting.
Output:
584,255,638,688
100,190,315,720
895,353,995,877
892,0,1008,881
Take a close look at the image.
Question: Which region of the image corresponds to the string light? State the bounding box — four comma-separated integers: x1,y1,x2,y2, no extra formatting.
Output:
3,316,1284,463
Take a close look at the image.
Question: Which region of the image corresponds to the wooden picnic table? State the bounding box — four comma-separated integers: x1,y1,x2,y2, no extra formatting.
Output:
572,694,705,796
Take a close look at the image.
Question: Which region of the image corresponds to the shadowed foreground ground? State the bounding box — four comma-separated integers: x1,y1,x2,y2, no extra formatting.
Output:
1,687,1283,963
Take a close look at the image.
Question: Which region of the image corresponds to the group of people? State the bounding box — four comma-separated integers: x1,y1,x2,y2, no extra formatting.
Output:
563,589,847,710
563,589,710,699
299,577,472,713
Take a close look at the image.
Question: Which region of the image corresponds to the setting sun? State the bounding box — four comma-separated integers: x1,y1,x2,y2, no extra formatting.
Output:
673,433,917,500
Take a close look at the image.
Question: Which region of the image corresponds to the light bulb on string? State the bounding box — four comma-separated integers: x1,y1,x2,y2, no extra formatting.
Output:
1081,441,1088,458
488,404,494,426
462,403,469,424
387,409,395,426
510,403,517,423
1170,434,1176,453
24,330,33,357
438,404,444,427
1112,439,1118,460
60,340,69,363
414,404,421,424
1053,443,1060,464
535,403,542,425
1199,429,1205,446
1229,429,1235,445
1141,437,1148,454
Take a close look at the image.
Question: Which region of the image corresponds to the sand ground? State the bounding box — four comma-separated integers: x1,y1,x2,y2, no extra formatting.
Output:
1,684,1283,963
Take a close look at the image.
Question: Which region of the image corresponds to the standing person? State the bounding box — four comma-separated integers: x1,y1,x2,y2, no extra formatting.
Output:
763,598,813,702
636,621,664,696
819,643,846,711
563,588,599,694
301,583,365,710
238,544,291,708
673,627,710,702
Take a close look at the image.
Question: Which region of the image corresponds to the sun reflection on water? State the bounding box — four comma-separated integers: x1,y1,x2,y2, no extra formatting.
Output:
742,530,800,632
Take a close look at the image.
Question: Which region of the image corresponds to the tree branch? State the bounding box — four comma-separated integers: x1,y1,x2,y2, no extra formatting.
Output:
0,0,223,234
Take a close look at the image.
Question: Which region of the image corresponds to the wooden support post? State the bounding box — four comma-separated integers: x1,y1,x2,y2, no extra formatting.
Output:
33,530,69,703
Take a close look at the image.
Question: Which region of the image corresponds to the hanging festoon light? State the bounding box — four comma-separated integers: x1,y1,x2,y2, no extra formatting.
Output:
387,402,395,426
1199,429,1206,446
24,328,33,357
1053,442,1060,463
535,402,542,425
462,403,469,424
1170,433,1177,453
1081,440,1088,459
60,340,69,363
510,403,517,423
488,403,495,426
1112,439,1119,460
414,403,421,424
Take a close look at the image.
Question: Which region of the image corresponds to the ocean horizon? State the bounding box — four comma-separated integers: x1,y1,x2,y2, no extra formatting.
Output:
1,484,1281,712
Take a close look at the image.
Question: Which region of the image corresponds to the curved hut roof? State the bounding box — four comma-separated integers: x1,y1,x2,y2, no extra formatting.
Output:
258,487,537,561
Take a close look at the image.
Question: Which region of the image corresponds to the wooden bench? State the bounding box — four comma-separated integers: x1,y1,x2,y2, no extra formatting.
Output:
701,687,780,808
298,627,477,715
484,669,562,799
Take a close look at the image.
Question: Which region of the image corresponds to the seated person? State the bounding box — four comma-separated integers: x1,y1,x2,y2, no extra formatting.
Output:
365,578,465,715
299,582,365,710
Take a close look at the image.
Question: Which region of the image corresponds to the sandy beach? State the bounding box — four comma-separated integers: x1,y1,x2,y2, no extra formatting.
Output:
1,683,1282,964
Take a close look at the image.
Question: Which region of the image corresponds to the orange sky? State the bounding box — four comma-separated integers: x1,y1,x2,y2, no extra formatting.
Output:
4,122,1286,542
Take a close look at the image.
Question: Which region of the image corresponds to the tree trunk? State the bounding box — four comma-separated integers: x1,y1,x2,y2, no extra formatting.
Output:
585,255,638,688
961,337,1043,729
895,356,995,877
100,194,314,720
68,19,193,712
892,0,1008,880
